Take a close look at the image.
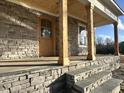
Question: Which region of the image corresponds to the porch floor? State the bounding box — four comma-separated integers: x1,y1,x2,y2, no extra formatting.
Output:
0,55,116,74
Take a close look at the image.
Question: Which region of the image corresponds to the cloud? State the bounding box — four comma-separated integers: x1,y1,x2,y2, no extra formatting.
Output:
118,19,124,30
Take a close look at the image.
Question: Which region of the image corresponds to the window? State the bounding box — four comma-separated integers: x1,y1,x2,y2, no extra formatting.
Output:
78,24,87,47
41,19,52,38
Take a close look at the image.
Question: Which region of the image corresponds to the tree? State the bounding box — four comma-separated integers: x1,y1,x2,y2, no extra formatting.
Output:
96,37,104,45
105,38,113,45
119,42,124,54
96,37,114,54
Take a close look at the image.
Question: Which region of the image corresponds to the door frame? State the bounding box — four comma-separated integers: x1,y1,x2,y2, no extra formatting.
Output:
37,16,56,57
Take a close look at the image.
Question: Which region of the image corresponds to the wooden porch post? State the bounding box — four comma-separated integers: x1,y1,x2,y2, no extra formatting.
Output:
114,22,120,55
58,0,69,66
87,4,96,60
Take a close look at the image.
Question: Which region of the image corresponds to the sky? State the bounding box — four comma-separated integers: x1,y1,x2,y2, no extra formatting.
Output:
96,0,124,43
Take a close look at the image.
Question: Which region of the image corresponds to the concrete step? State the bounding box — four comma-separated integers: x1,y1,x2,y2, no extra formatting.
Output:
66,64,110,86
91,78,123,93
73,71,112,93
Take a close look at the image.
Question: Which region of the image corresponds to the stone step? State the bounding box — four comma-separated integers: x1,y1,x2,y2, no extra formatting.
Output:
66,64,110,86
91,78,123,93
110,62,120,71
73,71,112,93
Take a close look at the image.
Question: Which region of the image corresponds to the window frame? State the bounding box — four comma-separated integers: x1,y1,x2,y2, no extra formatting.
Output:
78,23,87,47
40,19,52,38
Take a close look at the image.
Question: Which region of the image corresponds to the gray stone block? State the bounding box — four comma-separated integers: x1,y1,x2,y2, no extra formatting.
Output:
12,79,29,86
91,78,123,93
74,71,112,93
0,90,9,93
10,85,21,92
66,64,110,85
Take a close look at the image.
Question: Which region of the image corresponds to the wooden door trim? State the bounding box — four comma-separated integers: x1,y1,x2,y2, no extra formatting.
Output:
38,16,56,57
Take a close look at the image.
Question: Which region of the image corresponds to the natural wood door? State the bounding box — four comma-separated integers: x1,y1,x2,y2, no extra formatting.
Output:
39,17,55,56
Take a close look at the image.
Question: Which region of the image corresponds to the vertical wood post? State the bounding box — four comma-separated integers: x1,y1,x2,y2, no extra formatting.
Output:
114,22,120,55
87,4,96,60
58,0,69,66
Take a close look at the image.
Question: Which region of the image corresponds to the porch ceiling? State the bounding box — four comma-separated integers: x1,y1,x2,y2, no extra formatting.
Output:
94,12,113,27
7,0,114,27
68,0,114,27
98,0,124,16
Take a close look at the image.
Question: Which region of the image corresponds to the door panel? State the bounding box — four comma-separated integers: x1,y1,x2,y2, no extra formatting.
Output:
39,17,55,56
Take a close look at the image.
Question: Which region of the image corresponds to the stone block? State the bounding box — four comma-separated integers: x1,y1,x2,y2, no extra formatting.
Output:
19,75,27,80
3,83,11,89
12,79,29,86
18,89,27,93
62,67,69,74
39,88,44,93
21,83,30,89
3,77,18,83
45,76,53,81
31,76,45,86
10,85,21,92
0,90,9,93
28,73,39,78
69,66,76,71
34,84,44,89
44,80,52,87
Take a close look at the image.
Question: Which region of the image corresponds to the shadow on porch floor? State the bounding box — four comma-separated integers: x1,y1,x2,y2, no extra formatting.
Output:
0,56,87,66
0,55,116,74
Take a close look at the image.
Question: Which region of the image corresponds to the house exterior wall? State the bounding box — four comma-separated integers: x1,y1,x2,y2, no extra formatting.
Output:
0,0,88,60
68,17,88,56
0,0,39,60
56,17,88,56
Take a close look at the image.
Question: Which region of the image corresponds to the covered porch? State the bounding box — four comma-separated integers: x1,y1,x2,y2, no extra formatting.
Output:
0,0,122,66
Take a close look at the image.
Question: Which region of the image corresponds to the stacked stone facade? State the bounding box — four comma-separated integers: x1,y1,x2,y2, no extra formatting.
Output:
0,56,120,93
0,0,39,60
68,17,88,56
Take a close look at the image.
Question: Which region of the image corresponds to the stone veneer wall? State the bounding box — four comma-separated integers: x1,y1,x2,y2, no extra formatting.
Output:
56,17,88,56
68,17,88,56
0,56,120,93
0,0,39,60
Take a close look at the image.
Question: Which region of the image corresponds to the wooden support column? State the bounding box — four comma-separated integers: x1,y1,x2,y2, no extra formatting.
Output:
87,4,96,60
114,22,120,55
94,28,96,55
58,0,69,66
